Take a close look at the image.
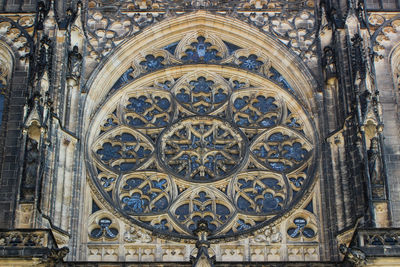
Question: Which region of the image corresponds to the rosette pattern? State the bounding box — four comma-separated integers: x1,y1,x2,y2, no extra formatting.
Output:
88,35,316,239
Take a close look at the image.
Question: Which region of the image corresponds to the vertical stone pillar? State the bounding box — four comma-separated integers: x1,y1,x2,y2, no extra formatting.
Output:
54,136,67,227
66,78,80,132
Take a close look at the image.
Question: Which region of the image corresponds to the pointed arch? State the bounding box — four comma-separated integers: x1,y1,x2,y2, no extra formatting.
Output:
82,11,319,132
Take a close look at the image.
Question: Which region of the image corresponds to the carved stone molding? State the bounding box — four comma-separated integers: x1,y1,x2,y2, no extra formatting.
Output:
0,16,33,64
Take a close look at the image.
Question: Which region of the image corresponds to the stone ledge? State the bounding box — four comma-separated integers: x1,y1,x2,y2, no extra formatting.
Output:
352,228,400,257
64,262,342,267
0,229,68,263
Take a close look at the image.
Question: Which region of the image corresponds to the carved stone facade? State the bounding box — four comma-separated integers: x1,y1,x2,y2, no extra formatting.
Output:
0,0,399,266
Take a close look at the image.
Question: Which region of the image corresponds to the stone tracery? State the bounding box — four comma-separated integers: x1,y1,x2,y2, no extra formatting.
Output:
87,33,316,239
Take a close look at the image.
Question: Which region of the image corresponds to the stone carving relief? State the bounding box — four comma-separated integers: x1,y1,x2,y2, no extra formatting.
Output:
123,226,152,243
339,244,367,266
253,225,282,243
23,137,40,188
20,118,42,202
36,35,53,81
368,137,383,186
0,231,45,247
0,17,32,63
67,45,83,79
84,0,317,67
370,15,400,61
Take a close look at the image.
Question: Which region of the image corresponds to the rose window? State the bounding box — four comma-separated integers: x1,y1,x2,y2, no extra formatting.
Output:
158,116,247,181
87,35,316,239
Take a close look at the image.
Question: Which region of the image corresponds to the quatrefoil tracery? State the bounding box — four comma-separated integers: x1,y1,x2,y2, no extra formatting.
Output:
158,116,247,182
89,67,315,238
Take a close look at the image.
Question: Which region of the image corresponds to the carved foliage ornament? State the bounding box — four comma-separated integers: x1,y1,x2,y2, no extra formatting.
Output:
87,34,316,239
85,1,316,62
0,17,32,61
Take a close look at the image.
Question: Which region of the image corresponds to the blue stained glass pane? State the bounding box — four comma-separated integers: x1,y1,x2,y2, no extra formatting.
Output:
101,177,115,188
164,42,179,54
303,228,315,238
238,196,252,211
261,178,281,190
127,96,151,113
269,162,288,172
140,55,165,71
239,54,263,70
260,118,276,127
214,89,227,103
237,219,251,231
290,177,304,188
97,143,121,161
128,117,146,126
124,178,144,190
181,36,222,62
176,89,190,103
175,204,190,220
154,219,168,230
294,218,307,227
283,142,308,161
99,218,112,228
196,191,208,202
153,196,168,211
234,97,247,110
269,133,286,141
110,68,134,91
123,194,144,213
254,146,268,158
223,41,241,54
105,227,119,238
216,204,230,221
90,228,103,238
238,179,253,189
253,96,277,112
156,97,170,110
152,179,167,190
119,163,135,171
288,228,300,238
260,193,281,212
269,67,296,94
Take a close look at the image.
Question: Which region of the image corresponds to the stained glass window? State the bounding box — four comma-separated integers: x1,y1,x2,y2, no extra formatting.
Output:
87,34,316,239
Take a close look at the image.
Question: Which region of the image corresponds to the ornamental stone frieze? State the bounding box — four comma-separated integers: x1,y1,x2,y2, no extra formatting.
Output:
0,16,33,64
84,0,317,73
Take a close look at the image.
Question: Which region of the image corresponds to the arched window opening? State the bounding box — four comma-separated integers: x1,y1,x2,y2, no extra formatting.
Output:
85,32,318,239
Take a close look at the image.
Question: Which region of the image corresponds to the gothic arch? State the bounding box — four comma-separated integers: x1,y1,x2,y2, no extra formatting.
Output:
80,10,321,245
83,11,319,129
0,16,32,65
